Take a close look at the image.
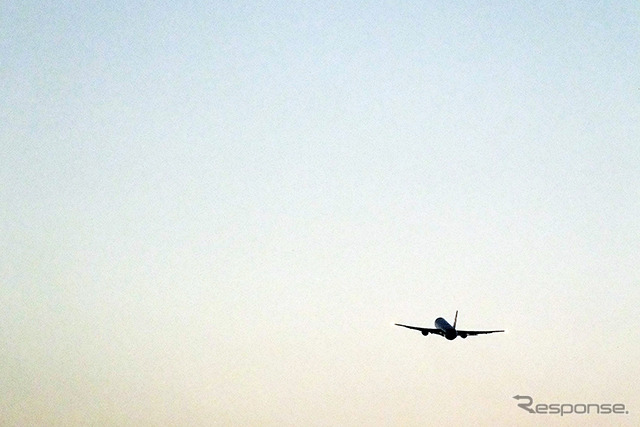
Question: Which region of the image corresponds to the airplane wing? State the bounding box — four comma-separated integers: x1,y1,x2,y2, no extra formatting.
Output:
456,329,504,336
394,323,444,336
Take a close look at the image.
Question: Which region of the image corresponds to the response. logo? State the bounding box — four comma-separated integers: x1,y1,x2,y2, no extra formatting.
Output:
512,395,629,416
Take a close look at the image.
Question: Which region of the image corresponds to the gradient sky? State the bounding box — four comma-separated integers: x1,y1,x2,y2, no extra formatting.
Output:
2,1,639,426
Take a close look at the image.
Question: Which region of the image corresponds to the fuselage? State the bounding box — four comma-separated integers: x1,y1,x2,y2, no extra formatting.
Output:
435,317,457,340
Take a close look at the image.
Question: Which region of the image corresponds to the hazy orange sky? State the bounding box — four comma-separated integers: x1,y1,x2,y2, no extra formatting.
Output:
2,1,639,425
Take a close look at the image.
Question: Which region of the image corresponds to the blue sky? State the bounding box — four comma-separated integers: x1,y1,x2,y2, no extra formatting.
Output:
2,1,639,425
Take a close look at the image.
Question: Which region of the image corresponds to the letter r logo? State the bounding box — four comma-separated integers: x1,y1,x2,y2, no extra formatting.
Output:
513,395,535,413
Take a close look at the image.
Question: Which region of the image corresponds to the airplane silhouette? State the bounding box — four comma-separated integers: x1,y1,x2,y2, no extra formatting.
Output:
395,311,504,340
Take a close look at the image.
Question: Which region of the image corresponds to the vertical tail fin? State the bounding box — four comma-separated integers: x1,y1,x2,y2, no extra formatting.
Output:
453,310,458,329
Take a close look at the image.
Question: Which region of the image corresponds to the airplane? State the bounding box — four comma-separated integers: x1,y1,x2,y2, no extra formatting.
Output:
395,311,504,340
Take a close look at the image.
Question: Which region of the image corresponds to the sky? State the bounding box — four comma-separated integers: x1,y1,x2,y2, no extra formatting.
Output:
1,1,639,425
